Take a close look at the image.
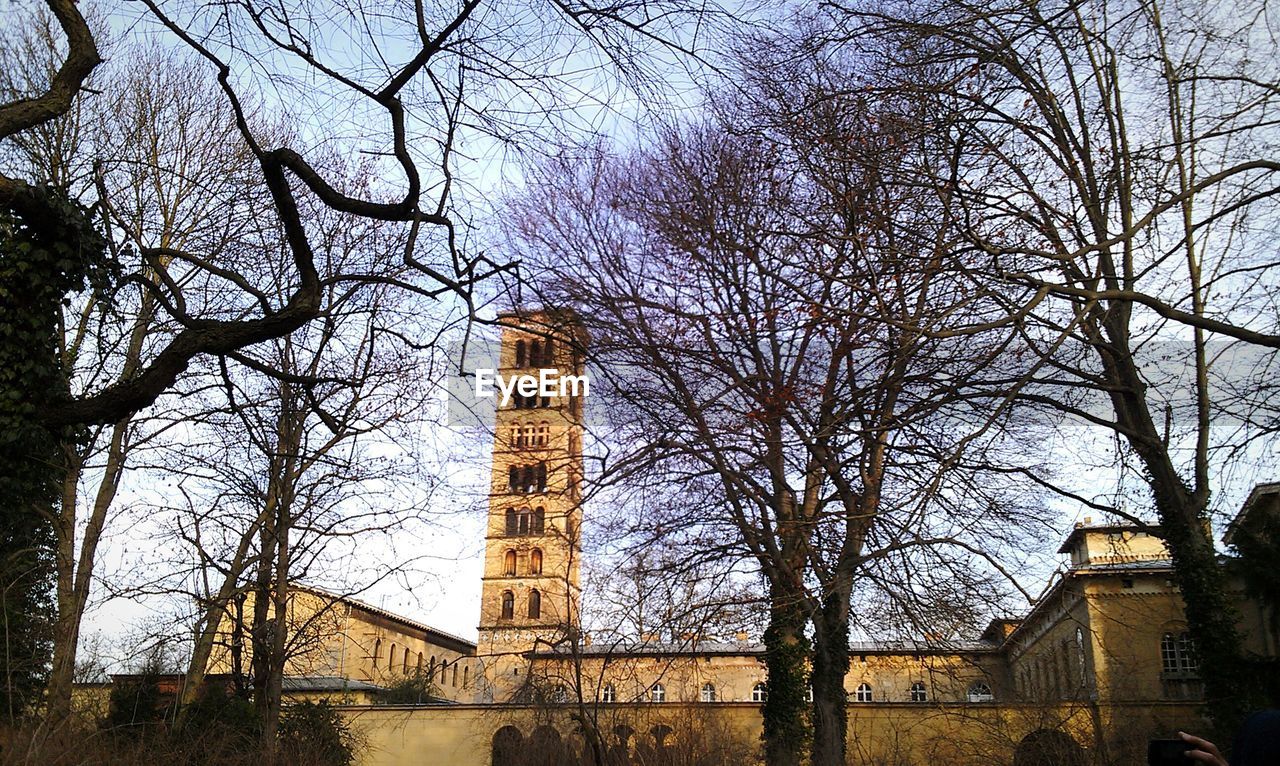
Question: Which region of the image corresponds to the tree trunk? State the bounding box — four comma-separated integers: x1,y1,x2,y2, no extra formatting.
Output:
811,588,851,766
761,594,810,766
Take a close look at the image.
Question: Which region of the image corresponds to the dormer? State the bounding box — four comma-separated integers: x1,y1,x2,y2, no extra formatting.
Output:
1057,519,1171,568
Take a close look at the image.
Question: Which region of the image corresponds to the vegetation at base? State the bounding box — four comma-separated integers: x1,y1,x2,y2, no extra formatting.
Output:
374,671,438,705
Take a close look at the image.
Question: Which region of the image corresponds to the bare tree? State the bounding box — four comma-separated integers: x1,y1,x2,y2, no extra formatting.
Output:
830,0,1280,726
502,43,1046,763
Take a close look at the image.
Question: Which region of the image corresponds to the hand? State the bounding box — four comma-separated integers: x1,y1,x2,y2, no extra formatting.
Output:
1179,731,1228,766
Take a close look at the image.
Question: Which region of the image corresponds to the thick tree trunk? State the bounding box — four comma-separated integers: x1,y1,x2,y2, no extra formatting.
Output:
811,588,851,766
761,594,810,766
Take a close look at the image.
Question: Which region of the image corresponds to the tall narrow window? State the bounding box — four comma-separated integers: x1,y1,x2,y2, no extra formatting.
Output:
505,508,517,535
389,644,396,670
522,465,535,493
508,465,519,492
504,549,517,576
910,682,927,702
528,589,542,619
533,507,545,534
529,340,541,367
601,684,616,703
417,652,424,674
501,591,514,620
1161,632,1198,675
700,683,716,702
536,462,547,492
529,548,543,575
518,510,530,535
752,682,768,702
452,663,458,687
373,638,382,668
403,649,409,674
537,422,549,447
523,423,534,448
542,339,554,365
515,339,526,368
429,656,436,681
510,425,522,448
463,666,470,688
855,683,873,702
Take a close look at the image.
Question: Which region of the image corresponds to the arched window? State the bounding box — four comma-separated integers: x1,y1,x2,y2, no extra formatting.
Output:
542,339,554,365
452,663,459,687
855,683,873,702
504,549,517,576
515,340,527,368
529,340,541,367
523,423,534,448
373,638,382,668
403,648,409,674
463,666,470,688
967,682,994,703
529,548,543,575
500,591,514,620
510,424,521,448
533,507,545,534
752,682,768,702
536,422,549,447
428,655,436,681
505,508,517,535
601,683,616,703
650,683,665,703
536,462,547,491
910,682,927,702
417,652,424,674
528,589,542,619
1161,632,1198,675
508,465,518,492
700,682,716,702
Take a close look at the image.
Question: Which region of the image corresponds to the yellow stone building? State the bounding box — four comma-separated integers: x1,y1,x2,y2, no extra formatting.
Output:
191,312,1276,765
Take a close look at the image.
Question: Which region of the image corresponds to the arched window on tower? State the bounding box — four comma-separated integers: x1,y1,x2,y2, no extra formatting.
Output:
501,591,514,620
504,549,517,576
515,339,527,368
529,548,543,575
505,508,517,535
508,465,519,492
510,424,521,448
533,507,545,534
536,462,547,492
528,589,542,619
536,422,549,447
523,423,534,448
522,465,535,493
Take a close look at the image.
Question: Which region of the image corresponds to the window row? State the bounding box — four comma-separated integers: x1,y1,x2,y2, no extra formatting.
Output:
505,507,546,536
502,548,543,576
511,422,551,449
508,463,548,494
369,642,470,689
586,680,991,705
514,338,554,368
500,588,542,620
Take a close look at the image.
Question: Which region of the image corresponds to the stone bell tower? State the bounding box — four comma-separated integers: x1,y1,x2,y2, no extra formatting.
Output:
475,309,586,700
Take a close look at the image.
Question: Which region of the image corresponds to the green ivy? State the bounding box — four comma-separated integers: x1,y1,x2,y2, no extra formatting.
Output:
0,186,114,719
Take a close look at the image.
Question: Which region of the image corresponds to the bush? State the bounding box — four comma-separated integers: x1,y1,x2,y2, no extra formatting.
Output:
277,700,357,766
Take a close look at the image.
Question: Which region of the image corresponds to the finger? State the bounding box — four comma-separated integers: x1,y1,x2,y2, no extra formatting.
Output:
1179,732,1222,756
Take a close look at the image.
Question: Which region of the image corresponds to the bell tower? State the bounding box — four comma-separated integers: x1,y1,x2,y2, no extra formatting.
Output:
475,309,586,699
